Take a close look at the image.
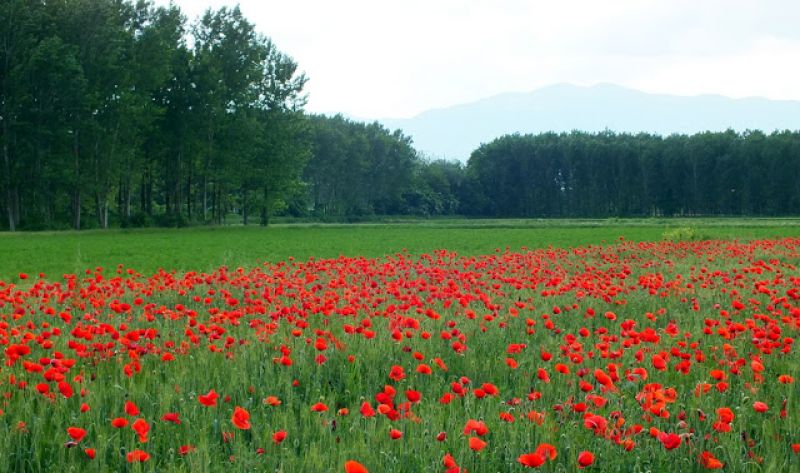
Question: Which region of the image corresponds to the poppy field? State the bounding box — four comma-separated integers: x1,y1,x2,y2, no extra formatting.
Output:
2,232,800,471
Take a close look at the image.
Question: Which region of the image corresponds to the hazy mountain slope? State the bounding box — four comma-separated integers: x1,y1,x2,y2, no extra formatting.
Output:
379,83,800,161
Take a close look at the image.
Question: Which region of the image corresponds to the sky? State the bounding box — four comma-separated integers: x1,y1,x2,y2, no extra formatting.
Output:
154,0,800,119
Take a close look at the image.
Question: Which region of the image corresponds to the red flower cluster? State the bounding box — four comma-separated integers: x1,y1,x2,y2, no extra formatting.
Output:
2,238,800,469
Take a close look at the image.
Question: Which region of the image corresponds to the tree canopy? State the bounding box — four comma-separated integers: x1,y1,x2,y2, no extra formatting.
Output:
463,130,800,217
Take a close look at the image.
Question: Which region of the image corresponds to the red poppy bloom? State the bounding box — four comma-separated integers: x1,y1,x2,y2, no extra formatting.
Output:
405,389,421,403
126,449,150,463
231,406,251,430
125,401,140,416
344,460,368,473
658,432,682,450
389,365,406,381
111,418,129,428
517,452,545,468
468,437,487,451
535,444,557,461
161,412,181,424
360,402,375,417
178,445,196,456
198,389,219,407
699,451,724,469
577,451,595,468
311,402,329,412
264,396,281,406
132,418,150,443
67,427,87,443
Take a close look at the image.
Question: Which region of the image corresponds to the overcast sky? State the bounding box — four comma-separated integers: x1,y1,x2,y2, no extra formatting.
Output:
155,0,800,119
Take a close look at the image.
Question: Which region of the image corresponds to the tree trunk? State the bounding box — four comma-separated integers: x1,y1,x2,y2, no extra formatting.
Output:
2,33,16,231
72,129,81,230
146,168,153,216
73,188,81,230
216,183,223,225
260,184,269,226
175,147,183,218
186,165,192,220
203,175,208,221
242,187,248,225
125,183,131,219
2,136,15,231
94,191,102,228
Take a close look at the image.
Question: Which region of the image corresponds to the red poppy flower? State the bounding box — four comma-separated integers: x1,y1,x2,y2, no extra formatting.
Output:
125,401,140,416
389,365,406,381
517,452,545,468
311,402,329,412
198,389,219,407
231,406,251,430
699,451,724,469
264,396,281,406
131,418,150,443
67,427,87,443
658,432,682,450
178,445,196,456
360,402,375,417
161,412,181,424
344,460,368,473
577,451,595,468
126,449,150,463
535,444,557,461
112,415,130,428
468,437,487,451
405,389,421,403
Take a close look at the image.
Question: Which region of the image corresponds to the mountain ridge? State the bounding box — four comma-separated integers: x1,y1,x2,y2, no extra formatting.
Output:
376,83,800,161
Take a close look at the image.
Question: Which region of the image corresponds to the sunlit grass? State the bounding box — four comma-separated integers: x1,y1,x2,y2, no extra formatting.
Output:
2,218,799,282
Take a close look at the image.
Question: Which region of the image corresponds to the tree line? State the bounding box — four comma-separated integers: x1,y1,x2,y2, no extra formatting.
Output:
2,1,799,231
2,0,308,230
464,130,800,217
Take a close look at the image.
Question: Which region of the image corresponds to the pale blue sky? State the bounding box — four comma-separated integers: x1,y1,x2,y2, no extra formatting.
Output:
155,0,800,118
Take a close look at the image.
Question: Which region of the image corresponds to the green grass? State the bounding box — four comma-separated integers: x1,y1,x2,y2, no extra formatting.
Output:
2,218,800,281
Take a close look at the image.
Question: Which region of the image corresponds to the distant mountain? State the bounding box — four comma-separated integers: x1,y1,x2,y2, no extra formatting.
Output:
379,83,800,161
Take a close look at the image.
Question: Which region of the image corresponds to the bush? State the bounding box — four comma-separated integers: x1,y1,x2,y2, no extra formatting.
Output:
662,226,706,241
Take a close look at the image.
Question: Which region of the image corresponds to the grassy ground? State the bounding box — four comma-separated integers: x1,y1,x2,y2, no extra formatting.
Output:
2,218,800,282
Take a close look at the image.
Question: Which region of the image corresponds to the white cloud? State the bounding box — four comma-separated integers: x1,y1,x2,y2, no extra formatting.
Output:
155,0,800,117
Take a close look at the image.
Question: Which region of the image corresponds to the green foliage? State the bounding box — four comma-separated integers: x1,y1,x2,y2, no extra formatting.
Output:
465,130,800,218
662,226,706,241
0,0,308,231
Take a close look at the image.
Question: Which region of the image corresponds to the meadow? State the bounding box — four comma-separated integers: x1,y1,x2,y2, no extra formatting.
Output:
2,219,800,472
2,218,800,282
